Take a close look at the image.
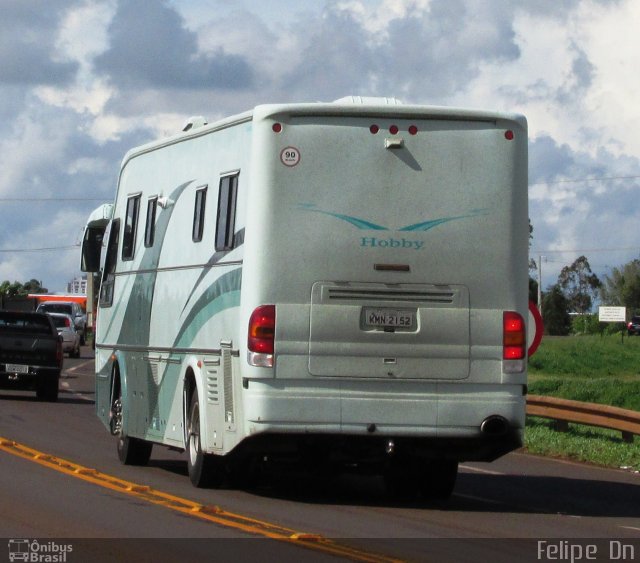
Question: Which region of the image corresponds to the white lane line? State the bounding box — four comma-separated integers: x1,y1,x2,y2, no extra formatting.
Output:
460,464,505,476
620,526,640,533
60,380,92,402
62,359,94,376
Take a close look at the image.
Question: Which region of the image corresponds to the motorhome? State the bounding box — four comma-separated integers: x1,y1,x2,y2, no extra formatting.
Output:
81,98,528,499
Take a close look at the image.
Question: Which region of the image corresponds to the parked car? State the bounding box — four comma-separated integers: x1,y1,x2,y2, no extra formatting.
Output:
628,315,640,336
48,312,81,358
0,310,62,401
36,301,87,344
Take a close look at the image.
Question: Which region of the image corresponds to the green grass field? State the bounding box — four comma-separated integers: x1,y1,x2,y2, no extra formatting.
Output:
525,334,640,470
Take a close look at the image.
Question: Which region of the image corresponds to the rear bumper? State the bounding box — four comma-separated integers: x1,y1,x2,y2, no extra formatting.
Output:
240,379,525,462
0,366,60,391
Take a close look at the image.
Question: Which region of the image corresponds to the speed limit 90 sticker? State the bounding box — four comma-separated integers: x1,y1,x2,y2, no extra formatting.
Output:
280,146,301,167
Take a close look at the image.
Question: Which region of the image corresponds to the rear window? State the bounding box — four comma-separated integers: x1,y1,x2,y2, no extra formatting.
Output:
0,314,52,334
39,304,73,315
50,316,70,329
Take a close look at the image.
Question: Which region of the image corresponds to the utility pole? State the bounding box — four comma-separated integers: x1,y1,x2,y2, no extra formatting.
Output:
537,255,544,317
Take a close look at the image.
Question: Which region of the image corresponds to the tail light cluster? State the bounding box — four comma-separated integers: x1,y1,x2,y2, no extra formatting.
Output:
247,305,276,368
503,311,526,360
56,338,64,367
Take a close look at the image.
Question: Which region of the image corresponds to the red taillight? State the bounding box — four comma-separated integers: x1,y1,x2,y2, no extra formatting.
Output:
248,305,276,354
503,311,526,360
505,130,514,140
408,125,418,135
389,125,399,135
370,124,379,134
65,317,71,328
272,123,282,133
56,339,63,367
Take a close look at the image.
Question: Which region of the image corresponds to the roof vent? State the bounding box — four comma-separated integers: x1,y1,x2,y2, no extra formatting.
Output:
333,96,403,105
182,116,208,132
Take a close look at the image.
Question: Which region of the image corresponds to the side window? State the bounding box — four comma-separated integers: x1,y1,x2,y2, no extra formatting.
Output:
122,194,141,260
215,174,238,251
192,186,207,243
100,219,120,308
144,196,158,248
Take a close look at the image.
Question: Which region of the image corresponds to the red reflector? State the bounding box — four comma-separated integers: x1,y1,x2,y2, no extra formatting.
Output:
408,125,418,135
248,305,276,355
272,123,282,133
504,346,525,360
389,125,399,135
503,311,525,360
505,130,514,140
370,124,379,134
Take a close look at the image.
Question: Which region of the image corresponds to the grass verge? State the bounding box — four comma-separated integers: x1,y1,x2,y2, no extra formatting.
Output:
525,334,640,471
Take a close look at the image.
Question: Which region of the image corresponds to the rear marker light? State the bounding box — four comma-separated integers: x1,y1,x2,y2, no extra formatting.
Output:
248,305,276,367
272,123,282,133
370,124,379,134
503,311,526,361
505,130,514,140
408,125,418,135
389,125,399,135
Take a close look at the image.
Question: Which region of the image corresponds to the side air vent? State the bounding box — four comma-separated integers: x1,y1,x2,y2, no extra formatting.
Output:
203,359,220,404
327,288,454,304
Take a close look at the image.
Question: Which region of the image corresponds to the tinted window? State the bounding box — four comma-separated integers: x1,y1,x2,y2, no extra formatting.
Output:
100,219,120,308
144,197,158,248
192,186,207,242
122,194,141,260
215,174,238,251
39,304,73,315
0,314,52,334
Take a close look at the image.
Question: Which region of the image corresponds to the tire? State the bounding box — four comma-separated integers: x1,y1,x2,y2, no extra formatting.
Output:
36,372,59,402
187,390,225,488
71,341,81,358
113,386,153,466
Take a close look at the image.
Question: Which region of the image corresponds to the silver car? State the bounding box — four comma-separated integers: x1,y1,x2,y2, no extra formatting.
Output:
48,313,81,358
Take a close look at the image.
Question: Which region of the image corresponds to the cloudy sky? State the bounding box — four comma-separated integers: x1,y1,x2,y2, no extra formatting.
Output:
0,0,638,294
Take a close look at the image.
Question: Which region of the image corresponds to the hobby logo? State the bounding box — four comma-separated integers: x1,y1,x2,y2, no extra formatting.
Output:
360,237,424,250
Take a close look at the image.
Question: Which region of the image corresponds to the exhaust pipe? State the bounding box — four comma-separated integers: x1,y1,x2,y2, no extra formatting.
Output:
480,415,509,436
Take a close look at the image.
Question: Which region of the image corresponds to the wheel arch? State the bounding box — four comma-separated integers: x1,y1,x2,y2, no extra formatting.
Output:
108,352,130,433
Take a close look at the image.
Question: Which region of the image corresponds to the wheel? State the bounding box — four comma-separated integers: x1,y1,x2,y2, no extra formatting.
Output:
187,390,225,488
384,457,458,501
36,372,59,402
112,386,152,465
71,341,81,358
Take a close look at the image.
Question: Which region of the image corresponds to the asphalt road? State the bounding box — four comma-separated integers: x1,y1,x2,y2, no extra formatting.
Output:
1,349,639,562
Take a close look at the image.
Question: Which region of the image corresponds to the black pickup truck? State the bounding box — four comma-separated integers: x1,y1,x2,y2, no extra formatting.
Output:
0,311,63,401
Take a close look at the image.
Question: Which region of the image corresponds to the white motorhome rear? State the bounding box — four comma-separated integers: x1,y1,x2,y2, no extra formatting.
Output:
82,98,528,499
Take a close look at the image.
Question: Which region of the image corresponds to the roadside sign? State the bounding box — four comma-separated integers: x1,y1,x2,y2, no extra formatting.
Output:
598,306,626,323
528,301,543,357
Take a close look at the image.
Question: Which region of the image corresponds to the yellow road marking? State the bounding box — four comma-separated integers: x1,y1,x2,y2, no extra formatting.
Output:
0,437,401,562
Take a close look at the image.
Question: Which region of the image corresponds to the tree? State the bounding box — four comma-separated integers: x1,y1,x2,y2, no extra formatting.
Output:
542,284,571,335
0,279,48,297
601,259,640,312
528,219,538,303
557,255,601,314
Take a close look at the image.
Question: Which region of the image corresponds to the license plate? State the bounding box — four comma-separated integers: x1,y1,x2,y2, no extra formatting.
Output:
363,308,416,330
5,364,29,374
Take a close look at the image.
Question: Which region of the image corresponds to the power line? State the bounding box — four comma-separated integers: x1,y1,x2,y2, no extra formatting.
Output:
0,198,107,202
530,174,640,186
532,246,640,254
0,246,78,253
